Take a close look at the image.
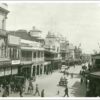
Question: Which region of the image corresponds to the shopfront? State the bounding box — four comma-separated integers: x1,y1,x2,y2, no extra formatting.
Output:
11,60,20,75
44,61,51,74
20,61,33,79
88,71,100,97
0,60,11,84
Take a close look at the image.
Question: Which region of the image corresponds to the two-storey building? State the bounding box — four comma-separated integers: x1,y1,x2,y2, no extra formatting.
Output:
10,29,45,79
0,4,11,83
84,54,100,97
7,33,21,76
44,32,61,74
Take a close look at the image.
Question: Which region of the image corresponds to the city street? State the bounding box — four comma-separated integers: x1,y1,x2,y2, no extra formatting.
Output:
0,65,86,97
0,3,99,98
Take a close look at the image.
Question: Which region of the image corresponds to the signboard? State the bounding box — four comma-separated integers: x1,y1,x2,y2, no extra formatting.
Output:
12,60,20,65
0,68,4,76
21,61,32,65
12,68,18,75
8,35,20,45
21,39,41,48
5,67,11,75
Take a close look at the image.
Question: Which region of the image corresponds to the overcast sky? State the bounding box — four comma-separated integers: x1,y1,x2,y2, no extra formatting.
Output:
6,3,100,54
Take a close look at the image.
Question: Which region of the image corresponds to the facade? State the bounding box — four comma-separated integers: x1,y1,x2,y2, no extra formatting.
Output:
44,32,61,73
0,4,10,83
29,27,45,77
74,46,82,64
7,34,21,76
59,36,69,65
86,54,100,97
9,29,45,79
66,43,75,66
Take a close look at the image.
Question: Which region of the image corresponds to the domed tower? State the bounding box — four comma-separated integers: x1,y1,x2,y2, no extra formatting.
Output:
29,26,42,38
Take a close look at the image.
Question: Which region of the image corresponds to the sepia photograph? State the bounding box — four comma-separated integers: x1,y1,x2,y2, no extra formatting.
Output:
0,1,99,98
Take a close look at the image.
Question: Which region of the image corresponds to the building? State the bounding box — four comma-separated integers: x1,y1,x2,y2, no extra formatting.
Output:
44,32,61,74
0,3,10,83
29,27,45,77
9,29,45,79
66,43,75,66
7,33,21,77
59,36,69,65
86,54,100,97
74,46,82,64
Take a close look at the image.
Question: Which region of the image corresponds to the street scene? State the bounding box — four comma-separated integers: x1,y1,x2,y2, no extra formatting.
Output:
0,2,100,97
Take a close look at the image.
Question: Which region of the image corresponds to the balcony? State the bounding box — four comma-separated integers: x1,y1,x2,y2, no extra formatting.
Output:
45,57,62,61
32,57,44,63
21,57,32,61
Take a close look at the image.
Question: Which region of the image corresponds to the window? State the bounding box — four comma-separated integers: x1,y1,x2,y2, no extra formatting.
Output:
34,52,36,58
38,51,40,58
9,47,20,60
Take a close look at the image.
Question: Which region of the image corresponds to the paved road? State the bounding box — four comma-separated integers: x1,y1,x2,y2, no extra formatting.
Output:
0,65,86,97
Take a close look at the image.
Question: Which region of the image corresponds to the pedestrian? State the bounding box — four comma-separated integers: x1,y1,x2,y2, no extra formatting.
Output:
64,86,69,97
34,84,40,96
2,87,7,97
57,90,60,95
19,87,23,97
80,77,83,84
6,84,9,96
41,89,45,97
28,80,34,94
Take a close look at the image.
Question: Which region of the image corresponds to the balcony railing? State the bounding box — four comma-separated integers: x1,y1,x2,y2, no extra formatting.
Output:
21,57,32,61
45,57,62,61
32,57,44,62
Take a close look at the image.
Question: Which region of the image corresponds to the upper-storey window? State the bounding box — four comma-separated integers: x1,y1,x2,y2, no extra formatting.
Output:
0,37,7,58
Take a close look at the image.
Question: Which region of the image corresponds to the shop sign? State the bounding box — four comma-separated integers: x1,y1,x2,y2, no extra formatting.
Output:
0,68,4,76
44,62,51,65
8,35,20,45
12,60,20,65
5,67,11,75
12,68,18,75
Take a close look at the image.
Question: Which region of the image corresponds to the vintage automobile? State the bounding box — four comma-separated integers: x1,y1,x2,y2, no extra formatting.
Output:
59,76,68,86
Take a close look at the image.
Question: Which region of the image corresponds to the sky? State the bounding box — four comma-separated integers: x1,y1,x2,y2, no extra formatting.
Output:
5,3,100,54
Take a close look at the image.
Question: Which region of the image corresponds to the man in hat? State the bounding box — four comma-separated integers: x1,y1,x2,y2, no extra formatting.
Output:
64,86,69,97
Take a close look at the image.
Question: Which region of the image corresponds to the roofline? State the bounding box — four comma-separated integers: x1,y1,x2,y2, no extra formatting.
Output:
0,6,9,14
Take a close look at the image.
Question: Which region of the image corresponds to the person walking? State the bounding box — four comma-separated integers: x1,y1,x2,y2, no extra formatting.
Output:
2,87,7,97
19,87,23,97
41,89,45,97
34,84,40,96
64,86,69,97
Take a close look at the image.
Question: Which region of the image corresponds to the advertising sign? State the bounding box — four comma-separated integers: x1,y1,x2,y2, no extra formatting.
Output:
8,35,20,45
12,60,20,65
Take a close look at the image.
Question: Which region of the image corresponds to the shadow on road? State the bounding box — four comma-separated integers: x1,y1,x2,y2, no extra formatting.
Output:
70,81,86,97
